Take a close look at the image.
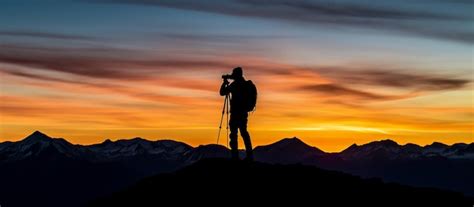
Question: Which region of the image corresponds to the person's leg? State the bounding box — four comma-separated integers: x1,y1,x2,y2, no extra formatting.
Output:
239,113,253,161
229,115,239,160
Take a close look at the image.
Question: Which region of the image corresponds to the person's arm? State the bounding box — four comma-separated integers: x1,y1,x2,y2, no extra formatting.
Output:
220,79,231,96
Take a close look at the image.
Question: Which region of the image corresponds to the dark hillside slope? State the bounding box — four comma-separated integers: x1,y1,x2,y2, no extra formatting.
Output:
90,158,472,207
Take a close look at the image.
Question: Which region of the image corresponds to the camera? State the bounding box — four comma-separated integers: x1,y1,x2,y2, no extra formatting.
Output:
222,74,233,79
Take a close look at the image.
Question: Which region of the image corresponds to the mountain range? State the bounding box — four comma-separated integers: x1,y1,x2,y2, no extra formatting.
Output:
2,131,472,163
0,131,473,207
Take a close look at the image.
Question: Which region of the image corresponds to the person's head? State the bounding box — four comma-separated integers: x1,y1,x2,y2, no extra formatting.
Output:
231,67,243,79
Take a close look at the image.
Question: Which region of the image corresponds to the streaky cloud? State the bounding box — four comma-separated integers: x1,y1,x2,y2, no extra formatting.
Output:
316,67,470,91
0,41,470,104
92,0,474,44
0,30,97,41
0,43,235,79
300,83,389,100
160,33,295,42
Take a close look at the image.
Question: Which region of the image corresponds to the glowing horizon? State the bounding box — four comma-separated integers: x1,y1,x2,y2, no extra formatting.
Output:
0,0,472,152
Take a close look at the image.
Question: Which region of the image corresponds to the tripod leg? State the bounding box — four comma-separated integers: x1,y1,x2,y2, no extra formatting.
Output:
216,95,228,145
226,94,230,148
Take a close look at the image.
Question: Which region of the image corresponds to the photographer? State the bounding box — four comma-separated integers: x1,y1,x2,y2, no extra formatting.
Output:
220,67,257,161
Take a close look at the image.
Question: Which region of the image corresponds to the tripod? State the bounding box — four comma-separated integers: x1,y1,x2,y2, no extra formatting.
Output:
217,92,230,147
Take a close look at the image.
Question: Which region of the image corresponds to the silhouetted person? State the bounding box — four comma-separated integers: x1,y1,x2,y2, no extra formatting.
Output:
220,67,257,161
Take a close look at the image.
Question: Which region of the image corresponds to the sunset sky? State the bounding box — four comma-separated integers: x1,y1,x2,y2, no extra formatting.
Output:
0,0,472,151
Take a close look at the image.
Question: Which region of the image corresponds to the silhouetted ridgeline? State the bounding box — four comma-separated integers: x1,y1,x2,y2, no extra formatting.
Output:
0,131,473,207
88,159,472,207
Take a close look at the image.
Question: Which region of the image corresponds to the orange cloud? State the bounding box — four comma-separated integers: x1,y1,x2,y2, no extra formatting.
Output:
0,42,472,152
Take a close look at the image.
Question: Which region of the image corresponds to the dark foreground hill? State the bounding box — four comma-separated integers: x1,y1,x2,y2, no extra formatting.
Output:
89,159,473,207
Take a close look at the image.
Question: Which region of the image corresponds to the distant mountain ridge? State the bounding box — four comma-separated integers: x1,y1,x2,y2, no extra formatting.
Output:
340,139,474,160
0,131,229,163
1,131,472,163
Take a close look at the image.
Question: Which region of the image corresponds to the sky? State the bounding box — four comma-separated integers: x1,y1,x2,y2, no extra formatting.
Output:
0,0,472,152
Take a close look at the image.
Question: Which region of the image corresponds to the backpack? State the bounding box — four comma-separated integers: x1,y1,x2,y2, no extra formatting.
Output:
243,80,257,112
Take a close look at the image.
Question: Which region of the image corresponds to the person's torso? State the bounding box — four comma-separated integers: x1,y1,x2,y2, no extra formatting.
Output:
229,79,247,113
